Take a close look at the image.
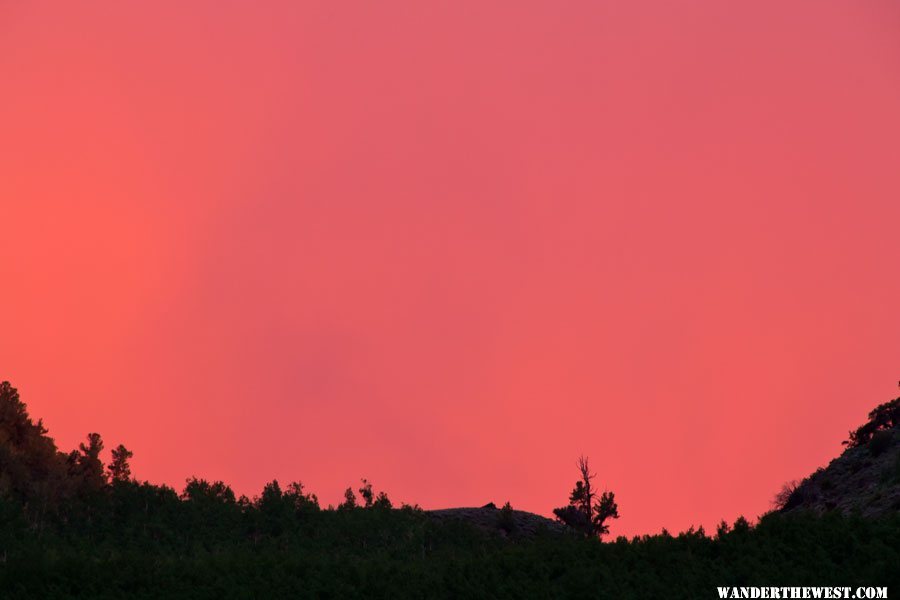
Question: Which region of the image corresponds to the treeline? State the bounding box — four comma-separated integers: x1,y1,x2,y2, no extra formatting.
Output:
1,381,899,598
3,504,898,598
0,381,408,535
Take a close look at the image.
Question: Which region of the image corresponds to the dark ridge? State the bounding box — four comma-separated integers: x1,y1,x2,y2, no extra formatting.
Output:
428,505,568,537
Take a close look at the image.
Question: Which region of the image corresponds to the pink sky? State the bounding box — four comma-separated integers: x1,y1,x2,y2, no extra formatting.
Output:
1,0,899,536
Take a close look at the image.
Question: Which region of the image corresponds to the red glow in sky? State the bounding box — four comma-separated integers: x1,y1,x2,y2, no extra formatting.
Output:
2,1,899,536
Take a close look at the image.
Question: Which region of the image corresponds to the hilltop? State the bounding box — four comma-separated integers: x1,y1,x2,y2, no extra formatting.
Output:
428,504,568,537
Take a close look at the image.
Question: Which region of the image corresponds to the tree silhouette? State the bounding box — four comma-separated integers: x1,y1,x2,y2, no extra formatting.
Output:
284,481,319,513
373,491,392,509
593,490,620,536
554,455,619,538
354,478,392,509
72,432,106,491
259,480,284,511
339,486,357,510
108,444,133,482
0,381,68,528
181,478,236,505
358,478,374,508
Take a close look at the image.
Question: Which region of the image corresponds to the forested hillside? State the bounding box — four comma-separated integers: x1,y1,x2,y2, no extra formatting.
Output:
1,381,898,598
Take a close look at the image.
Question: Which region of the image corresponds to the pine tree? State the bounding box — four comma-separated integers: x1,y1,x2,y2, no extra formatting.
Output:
108,444,134,482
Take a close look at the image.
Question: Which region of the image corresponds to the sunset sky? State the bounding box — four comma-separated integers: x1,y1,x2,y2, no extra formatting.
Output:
2,0,899,536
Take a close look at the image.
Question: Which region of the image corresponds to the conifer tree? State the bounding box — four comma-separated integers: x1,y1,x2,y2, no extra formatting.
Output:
108,444,133,482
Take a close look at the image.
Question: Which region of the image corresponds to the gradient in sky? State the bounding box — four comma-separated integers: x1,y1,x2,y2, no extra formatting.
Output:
1,0,899,536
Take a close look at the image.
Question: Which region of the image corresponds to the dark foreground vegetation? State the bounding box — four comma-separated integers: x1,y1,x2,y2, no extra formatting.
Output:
2,381,899,598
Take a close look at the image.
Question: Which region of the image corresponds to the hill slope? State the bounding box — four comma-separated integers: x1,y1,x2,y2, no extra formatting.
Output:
782,426,900,517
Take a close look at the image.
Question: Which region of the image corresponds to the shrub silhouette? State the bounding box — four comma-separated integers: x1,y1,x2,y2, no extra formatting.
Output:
868,429,894,457
497,501,516,534
773,480,802,510
844,396,900,448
